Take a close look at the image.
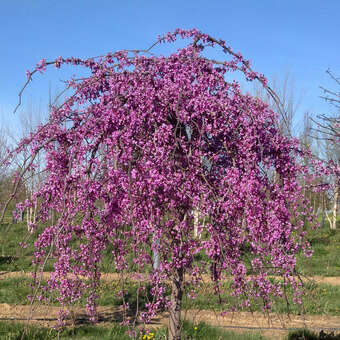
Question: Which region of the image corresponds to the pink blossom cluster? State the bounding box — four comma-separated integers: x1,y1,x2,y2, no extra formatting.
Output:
14,29,324,328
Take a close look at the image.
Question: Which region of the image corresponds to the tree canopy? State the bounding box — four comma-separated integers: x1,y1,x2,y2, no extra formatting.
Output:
7,29,324,339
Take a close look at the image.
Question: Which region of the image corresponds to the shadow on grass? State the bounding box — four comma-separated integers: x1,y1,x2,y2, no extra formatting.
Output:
0,256,17,265
288,329,340,340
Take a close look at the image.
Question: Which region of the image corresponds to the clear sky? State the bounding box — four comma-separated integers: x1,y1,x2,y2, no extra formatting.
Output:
1,0,339,135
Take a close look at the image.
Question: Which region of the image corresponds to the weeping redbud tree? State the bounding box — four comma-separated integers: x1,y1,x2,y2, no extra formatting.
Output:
10,29,317,339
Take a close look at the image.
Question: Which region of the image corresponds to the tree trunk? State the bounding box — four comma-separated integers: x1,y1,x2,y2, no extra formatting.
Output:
27,206,31,231
168,267,184,340
152,234,160,270
193,208,199,238
326,184,338,230
50,209,56,226
331,184,338,229
321,194,325,228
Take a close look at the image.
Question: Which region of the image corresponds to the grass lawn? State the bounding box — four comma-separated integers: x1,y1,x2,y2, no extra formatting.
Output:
1,219,340,276
1,277,340,317
0,320,267,340
296,226,340,276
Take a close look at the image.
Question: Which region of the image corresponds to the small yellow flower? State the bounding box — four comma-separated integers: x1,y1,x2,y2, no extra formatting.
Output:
142,332,154,340
194,326,198,331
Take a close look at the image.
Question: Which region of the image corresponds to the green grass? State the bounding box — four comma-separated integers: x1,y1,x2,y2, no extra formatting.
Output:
0,278,32,305
179,320,267,340
1,277,340,317
1,218,340,276
0,321,133,340
0,320,267,340
182,280,340,316
273,282,340,315
0,221,55,272
296,226,340,277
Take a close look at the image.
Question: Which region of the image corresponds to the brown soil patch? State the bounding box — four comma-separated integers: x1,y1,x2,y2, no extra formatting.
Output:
0,303,125,328
2,271,340,286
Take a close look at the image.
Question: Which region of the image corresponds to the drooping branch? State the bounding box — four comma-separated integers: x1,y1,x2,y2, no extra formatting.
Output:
8,28,329,336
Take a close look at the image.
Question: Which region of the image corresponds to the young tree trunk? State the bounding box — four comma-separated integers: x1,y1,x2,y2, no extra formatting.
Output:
321,193,325,228
168,267,184,340
27,206,31,231
331,184,338,229
50,208,56,226
192,207,205,239
193,208,199,238
152,234,160,270
326,184,338,230
33,200,37,224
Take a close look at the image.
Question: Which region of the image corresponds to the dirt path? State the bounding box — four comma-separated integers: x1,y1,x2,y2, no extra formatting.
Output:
2,271,340,286
0,303,123,328
1,303,340,339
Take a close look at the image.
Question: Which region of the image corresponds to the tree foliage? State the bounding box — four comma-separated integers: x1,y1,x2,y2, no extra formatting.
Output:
6,29,324,338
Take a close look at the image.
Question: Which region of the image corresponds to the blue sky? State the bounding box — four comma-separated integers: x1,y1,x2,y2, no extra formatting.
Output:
1,0,339,135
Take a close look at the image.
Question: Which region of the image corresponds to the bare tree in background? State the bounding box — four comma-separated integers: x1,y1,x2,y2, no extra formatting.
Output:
315,130,340,230
318,69,340,140
300,112,329,219
312,69,340,229
0,85,64,229
252,72,304,196
0,128,12,213
253,73,333,225
0,128,24,219
6,98,46,232
253,72,302,137
324,143,340,230
0,128,8,177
